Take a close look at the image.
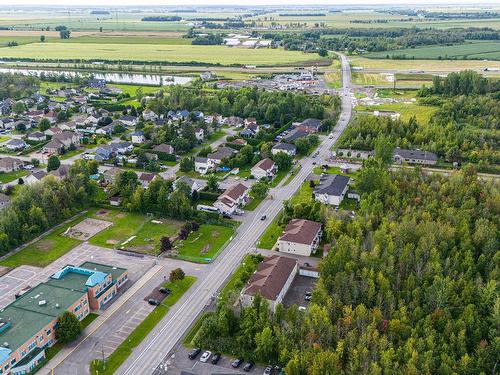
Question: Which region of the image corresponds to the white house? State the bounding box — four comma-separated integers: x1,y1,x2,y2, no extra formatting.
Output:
194,157,214,175
174,176,203,194
27,132,46,142
213,182,249,215
194,127,205,141
272,143,296,157
251,158,277,180
119,115,138,127
24,170,47,185
277,219,322,257
142,109,158,122
130,131,146,144
313,174,350,206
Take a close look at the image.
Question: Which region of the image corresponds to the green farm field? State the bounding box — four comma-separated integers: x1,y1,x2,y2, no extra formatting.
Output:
0,42,327,66
366,40,500,60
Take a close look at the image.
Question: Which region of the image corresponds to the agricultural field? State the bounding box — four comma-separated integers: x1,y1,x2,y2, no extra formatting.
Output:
365,40,500,60
0,42,327,66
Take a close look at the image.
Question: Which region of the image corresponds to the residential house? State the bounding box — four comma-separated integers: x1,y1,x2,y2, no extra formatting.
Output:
293,118,322,133
207,147,237,166
49,165,70,180
110,142,133,155
26,110,45,121
44,127,63,137
142,109,158,122
167,110,189,121
119,115,138,127
223,116,244,127
192,111,204,121
194,127,205,141
6,139,27,151
0,100,12,115
240,255,298,311
94,146,113,161
194,157,214,175
313,174,350,206
130,131,146,144
393,148,438,166
95,124,114,136
103,167,123,184
24,170,47,185
59,121,78,132
138,173,159,188
214,182,249,215
88,78,107,89
43,132,79,154
229,138,247,147
0,157,23,173
244,117,257,127
152,143,174,155
277,219,323,256
27,132,46,142
283,129,308,143
272,142,296,157
174,176,204,194
251,158,277,180
0,118,15,129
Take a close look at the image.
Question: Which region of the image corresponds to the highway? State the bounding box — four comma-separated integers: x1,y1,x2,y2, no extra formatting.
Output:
116,52,353,375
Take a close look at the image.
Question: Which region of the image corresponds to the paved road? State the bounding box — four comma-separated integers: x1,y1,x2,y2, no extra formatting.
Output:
116,53,353,375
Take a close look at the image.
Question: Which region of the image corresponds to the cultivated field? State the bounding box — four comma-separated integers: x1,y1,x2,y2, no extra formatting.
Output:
0,42,327,66
366,40,500,60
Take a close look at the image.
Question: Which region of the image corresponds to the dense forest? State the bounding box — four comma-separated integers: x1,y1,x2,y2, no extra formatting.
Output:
196,164,499,374
0,73,40,100
146,86,340,126
0,161,99,253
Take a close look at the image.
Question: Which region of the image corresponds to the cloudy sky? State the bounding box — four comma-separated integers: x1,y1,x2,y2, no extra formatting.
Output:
6,0,493,6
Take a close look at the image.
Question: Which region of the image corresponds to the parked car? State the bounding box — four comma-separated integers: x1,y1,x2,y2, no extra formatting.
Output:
263,366,273,375
188,348,201,360
211,353,221,364
231,358,244,368
148,299,160,306
305,295,312,301
200,351,211,363
159,287,171,295
243,361,254,371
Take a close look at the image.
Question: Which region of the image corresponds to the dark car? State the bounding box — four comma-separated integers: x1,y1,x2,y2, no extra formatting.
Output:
159,287,171,295
211,353,221,364
243,362,254,372
231,358,244,368
188,348,201,360
148,299,160,306
263,366,273,375
260,215,267,221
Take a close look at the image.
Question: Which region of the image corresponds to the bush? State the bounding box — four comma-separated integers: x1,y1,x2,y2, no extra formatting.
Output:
169,268,185,282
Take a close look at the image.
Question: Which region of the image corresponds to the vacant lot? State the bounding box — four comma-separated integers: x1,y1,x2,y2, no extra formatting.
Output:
366,40,500,60
121,219,184,255
174,224,234,262
355,101,439,124
0,43,327,66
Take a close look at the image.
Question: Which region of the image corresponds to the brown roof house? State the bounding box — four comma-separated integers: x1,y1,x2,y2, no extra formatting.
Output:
213,182,249,215
240,255,298,311
278,219,322,256
251,158,277,180
139,172,160,188
0,157,23,173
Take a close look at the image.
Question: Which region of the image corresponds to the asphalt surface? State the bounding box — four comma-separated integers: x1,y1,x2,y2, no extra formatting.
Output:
115,53,353,375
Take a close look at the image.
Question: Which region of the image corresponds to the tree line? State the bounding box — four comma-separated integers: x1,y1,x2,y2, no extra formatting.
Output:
0,73,40,100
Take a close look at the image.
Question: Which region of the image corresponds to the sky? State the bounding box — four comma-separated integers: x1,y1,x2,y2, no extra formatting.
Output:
6,0,495,6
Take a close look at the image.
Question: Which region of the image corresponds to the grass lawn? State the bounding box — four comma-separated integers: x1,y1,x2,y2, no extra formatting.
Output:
0,170,28,183
89,276,196,375
0,135,10,143
270,167,291,188
109,84,160,96
0,210,99,268
59,148,85,160
283,165,301,186
0,43,328,66
313,165,360,179
174,224,234,263
88,209,148,249
119,218,184,255
355,101,438,124
244,196,265,211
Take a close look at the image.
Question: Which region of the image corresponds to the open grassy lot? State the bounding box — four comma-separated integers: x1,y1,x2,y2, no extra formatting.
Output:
365,40,500,60
120,219,184,255
174,224,234,262
313,165,360,179
352,72,392,86
355,101,439,124
0,209,98,268
0,169,27,183
0,43,329,66
88,209,148,249
90,276,196,375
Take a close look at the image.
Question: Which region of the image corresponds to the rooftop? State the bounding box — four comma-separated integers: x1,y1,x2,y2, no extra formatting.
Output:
314,174,350,197
279,219,322,245
79,261,127,281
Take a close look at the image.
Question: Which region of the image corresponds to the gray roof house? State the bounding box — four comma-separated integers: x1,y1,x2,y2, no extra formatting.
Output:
272,142,297,156
313,174,350,206
393,148,438,166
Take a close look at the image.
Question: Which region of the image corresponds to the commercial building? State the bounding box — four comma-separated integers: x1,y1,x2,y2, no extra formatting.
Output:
0,262,127,375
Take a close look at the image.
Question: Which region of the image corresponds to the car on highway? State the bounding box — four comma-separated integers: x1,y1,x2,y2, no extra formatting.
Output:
231,358,244,368
260,215,267,221
200,351,211,362
263,366,273,375
188,348,201,360
148,299,160,306
159,287,171,295
211,353,221,364
243,361,254,371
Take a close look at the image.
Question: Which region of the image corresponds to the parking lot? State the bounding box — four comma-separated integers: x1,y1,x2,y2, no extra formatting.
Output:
0,242,154,309
154,346,267,375
282,275,317,309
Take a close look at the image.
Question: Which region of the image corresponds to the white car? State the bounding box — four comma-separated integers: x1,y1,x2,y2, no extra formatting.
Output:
200,351,211,363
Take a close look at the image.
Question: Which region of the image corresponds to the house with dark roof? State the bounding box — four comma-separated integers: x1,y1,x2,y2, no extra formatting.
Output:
153,143,175,155
24,170,47,185
27,131,46,142
207,147,237,165
240,255,298,311
278,219,322,256
6,139,27,151
138,172,160,188
272,142,296,157
251,158,277,180
283,129,308,143
194,157,214,175
214,182,249,215
393,148,438,166
293,118,322,133
313,174,350,206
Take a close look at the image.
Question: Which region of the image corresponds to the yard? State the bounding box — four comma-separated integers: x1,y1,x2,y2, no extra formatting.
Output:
0,170,28,183
0,209,97,268
173,224,234,263
355,101,439,124
90,276,196,375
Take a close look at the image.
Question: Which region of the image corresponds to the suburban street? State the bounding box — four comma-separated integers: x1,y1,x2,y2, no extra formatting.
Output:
115,53,353,375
